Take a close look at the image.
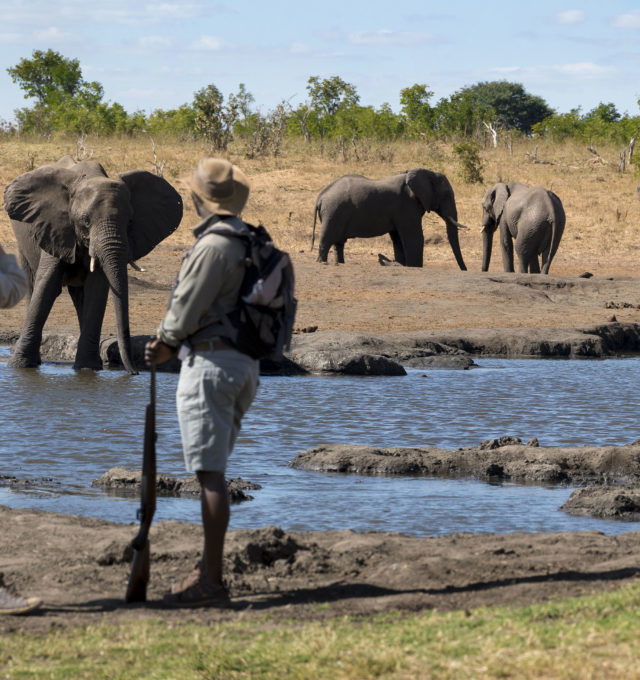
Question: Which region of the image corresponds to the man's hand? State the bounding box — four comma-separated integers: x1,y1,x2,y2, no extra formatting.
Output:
144,338,176,366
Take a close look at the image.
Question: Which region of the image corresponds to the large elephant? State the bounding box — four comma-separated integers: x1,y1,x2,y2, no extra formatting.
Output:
311,169,467,268
481,182,565,274
4,155,183,373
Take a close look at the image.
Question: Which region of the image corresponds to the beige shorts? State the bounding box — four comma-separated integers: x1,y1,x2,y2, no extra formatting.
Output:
176,348,259,473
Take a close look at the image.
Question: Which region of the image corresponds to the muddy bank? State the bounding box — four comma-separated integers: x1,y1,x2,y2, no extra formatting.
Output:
290,439,640,485
91,467,261,502
4,320,640,376
2,504,640,635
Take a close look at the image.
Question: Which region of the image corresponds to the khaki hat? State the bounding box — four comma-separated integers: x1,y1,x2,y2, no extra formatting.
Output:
188,157,250,217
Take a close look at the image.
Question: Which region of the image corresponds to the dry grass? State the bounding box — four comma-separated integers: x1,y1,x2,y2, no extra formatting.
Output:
0,134,638,276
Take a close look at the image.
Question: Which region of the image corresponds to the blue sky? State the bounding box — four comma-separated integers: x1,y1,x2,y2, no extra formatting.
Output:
0,1,639,124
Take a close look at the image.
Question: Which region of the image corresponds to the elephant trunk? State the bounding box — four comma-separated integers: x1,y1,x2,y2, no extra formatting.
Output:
444,217,467,271
93,226,137,375
481,227,493,271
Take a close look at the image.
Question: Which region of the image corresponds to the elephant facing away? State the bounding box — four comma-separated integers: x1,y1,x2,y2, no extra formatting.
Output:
4,155,183,373
481,182,565,274
311,168,467,269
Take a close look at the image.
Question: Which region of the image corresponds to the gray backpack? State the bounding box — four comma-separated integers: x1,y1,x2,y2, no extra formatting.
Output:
203,221,297,361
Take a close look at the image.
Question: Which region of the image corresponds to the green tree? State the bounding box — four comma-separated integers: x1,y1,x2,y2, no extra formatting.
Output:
585,102,621,123
399,83,435,134
192,83,251,150
7,49,82,106
452,81,553,134
306,75,360,139
7,49,135,135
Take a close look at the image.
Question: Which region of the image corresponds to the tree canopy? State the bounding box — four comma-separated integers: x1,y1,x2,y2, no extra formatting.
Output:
4,51,639,150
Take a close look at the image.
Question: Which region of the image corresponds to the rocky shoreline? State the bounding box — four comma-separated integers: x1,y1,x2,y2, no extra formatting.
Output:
290,438,640,521
3,320,640,376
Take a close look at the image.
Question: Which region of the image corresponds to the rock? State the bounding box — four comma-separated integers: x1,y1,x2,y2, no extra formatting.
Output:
561,485,640,520
288,349,406,376
479,436,523,450
378,253,402,266
290,442,640,487
92,467,261,503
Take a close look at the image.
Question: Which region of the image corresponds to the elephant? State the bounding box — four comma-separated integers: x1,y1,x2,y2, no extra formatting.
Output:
311,168,467,268
4,155,183,374
481,182,565,274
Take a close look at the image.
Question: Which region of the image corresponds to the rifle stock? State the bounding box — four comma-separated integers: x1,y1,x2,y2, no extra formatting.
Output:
125,365,157,603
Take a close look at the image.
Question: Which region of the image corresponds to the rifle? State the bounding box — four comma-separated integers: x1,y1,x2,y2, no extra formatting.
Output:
125,365,157,603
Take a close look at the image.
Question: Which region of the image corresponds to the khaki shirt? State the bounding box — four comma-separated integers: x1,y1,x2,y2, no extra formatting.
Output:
157,215,247,348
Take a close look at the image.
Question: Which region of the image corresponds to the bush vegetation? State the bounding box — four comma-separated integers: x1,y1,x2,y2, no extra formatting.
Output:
4,50,639,157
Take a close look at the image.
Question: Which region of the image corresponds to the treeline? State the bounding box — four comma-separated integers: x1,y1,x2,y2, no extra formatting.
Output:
4,50,639,153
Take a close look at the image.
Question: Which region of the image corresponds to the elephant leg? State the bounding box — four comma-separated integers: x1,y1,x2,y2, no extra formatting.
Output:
399,225,424,267
316,240,330,263
9,252,63,368
500,232,515,272
529,256,541,274
389,231,406,265
71,270,109,370
334,242,345,264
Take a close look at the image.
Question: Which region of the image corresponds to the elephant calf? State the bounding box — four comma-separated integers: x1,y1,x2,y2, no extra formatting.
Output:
311,168,467,269
481,182,565,274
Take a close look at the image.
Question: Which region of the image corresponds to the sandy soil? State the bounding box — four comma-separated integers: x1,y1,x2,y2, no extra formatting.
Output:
3,245,640,630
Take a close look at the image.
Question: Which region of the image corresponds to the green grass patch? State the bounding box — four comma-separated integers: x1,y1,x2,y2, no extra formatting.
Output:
2,583,640,679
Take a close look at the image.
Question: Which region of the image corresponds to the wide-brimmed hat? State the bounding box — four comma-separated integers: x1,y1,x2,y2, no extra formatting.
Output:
187,157,250,217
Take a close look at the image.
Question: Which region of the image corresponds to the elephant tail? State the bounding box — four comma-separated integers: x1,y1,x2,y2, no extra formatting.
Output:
311,201,321,250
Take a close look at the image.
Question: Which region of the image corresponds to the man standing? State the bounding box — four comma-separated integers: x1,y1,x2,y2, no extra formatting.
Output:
145,158,260,607
0,242,42,615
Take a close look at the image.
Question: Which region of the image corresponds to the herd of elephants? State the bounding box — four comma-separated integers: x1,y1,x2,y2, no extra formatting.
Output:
3,154,639,375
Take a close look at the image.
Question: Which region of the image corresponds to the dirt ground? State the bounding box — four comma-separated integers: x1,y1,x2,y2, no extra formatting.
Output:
3,241,640,631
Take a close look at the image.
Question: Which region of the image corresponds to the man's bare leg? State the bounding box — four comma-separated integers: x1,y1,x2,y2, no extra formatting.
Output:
197,470,229,587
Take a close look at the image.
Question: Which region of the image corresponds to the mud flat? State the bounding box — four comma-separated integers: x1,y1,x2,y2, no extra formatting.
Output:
3,504,640,635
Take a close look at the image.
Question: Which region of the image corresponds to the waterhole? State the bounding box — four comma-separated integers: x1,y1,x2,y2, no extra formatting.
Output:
2,347,640,537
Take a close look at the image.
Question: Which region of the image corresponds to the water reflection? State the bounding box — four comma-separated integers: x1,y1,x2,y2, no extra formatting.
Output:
2,347,640,537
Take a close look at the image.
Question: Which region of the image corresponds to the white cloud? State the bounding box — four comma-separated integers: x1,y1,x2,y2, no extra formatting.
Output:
348,29,433,46
144,3,204,20
611,11,640,29
35,26,73,41
555,10,585,25
0,32,22,43
490,66,522,74
190,35,230,51
554,62,614,77
138,35,174,49
290,42,310,54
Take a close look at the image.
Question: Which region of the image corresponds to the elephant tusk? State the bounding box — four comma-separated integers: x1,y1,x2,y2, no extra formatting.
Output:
90,256,96,273
129,260,146,272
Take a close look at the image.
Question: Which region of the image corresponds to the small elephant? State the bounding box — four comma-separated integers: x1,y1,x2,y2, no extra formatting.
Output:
311,168,467,268
481,182,565,274
4,155,183,373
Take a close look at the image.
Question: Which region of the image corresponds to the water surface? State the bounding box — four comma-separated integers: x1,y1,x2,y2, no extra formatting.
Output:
2,348,640,537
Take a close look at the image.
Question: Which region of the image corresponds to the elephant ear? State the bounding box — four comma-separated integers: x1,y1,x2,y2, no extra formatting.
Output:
492,183,510,225
3,166,78,263
118,171,183,261
405,168,434,213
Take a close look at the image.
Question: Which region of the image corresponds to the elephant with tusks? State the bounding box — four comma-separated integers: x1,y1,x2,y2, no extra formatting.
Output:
4,155,183,373
311,168,468,268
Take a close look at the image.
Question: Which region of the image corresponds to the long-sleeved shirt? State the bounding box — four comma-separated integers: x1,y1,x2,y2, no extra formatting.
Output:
157,215,247,348
0,253,28,309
